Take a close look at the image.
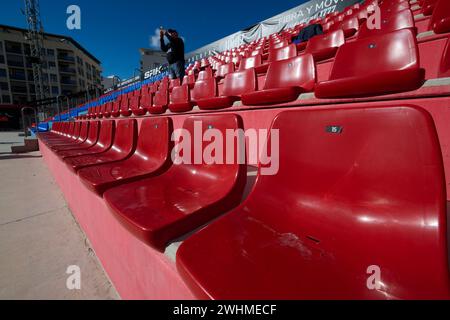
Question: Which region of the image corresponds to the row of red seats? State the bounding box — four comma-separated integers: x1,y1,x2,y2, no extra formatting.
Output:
44,104,450,299
80,28,425,118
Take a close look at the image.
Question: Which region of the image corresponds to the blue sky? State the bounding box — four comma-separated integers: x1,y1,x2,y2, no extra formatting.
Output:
0,0,307,79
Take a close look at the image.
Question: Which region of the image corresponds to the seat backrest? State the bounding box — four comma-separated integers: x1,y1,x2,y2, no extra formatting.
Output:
170,78,181,90
269,44,297,62
270,40,288,50
129,96,140,110
222,68,257,97
153,88,169,107
198,68,213,80
105,102,113,114
191,78,217,101
86,121,100,145
439,38,450,77
357,9,415,39
170,84,190,104
133,117,172,167
339,17,360,34
96,120,115,149
66,122,75,137
174,114,246,183
264,54,316,92
77,122,89,142
239,55,262,71
380,0,410,14
183,74,196,86
217,62,235,78
120,97,130,111
112,101,120,113
140,94,152,107
430,0,450,34
305,29,345,59
329,29,420,81
112,119,137,155
244,105,448,298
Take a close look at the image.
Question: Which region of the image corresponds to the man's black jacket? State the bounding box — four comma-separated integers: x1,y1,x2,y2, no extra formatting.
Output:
160,32,185,65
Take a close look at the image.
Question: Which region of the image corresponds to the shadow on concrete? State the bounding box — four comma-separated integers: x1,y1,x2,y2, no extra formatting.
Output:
0,154,42,160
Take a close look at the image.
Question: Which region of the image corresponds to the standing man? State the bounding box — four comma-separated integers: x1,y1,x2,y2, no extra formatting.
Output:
160,28,185,83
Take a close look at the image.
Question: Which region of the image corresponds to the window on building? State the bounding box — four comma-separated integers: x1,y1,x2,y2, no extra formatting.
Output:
9,68,26,81
0,55,5,64
0,41,3,53
0,68,6,77
0,82,9,90
5,41,22,54
2,95,11,103
48,61,56,68
50,74,58,82
47,49,55,56
52,86,59,95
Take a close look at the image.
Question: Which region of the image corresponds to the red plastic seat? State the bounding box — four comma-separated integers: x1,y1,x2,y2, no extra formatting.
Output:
380,0,410,14
65,119,137,172
430,0,450,34
422,0,438,16
183,74,196,89
103,102,113,118
58,120,114,159
439,38,450,77
177,105,450,300
168,84,194,113
239,55,265,73
241,54,316,105
357,9,416,39
149,88,168,114
335,17,360,38
119,98,132,117
78,117,172,195
197,68,257,110
111,101,121,118
104,114,247,251
55,121,99,153
191,77,217,106
305,29,345,61
50,121,89,151
268,43,297,62
216,62,235,80
169,78,181,91
315,29,424,98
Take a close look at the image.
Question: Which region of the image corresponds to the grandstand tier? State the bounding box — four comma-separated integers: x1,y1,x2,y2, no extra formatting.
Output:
37,0,450,299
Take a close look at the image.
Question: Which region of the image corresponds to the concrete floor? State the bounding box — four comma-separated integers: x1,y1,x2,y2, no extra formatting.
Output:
0,132,120,300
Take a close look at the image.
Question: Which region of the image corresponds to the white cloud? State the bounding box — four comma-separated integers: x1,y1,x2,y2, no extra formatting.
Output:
150,28,161,48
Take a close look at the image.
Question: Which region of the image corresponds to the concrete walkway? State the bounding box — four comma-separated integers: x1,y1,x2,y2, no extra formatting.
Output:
0,132,120,300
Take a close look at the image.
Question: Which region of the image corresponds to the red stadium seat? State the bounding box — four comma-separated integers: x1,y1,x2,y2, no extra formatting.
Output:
336,17,360,38
120,98,133,117
268,43,297,62
439,38,450,77
241,54,316,105
305,29,345,61
64,119,137,172
191,77,217,105
58,120,114,159
168,84,194,113
422,0,438,16
169,78,181,91
316,29,424,98
78,117,172,195
50,121,89,151
104,114,247,251
103,102,113,118
198,68,213,80
216,62,235,80
44,122,78,145
177,105,450,300
149,88,168,114
239,55,265,73
380,0,410,14
119,98,131,117
183,74,196,89
430,0,450,34
357,9,416,39
54,121,99,153
197,68,257,110
111,101,121,118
